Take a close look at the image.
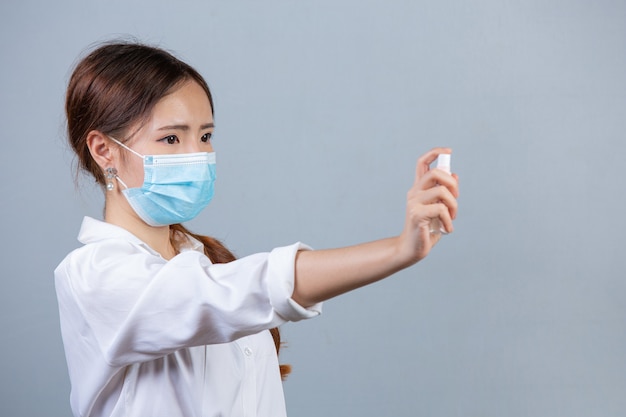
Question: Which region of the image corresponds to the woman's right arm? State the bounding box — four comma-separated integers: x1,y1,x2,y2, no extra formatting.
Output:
55,240,320,367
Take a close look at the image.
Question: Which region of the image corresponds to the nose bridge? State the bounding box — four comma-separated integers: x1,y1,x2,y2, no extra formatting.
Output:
180,134,202,153
178,128,214,154
183,140,202,153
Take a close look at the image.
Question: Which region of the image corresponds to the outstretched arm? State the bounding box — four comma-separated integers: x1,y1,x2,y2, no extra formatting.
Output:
292,147,459,307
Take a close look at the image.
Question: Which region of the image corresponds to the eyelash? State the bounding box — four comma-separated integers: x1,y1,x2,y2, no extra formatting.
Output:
158,133,213,144
162,135,179,145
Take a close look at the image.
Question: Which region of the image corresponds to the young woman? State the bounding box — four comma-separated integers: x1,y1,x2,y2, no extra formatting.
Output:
55,41,459,417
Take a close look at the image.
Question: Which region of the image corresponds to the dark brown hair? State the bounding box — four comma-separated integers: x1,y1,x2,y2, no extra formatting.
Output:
66,41,290,379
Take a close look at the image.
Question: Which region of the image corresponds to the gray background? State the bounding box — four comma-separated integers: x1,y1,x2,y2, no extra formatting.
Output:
1,1,625,416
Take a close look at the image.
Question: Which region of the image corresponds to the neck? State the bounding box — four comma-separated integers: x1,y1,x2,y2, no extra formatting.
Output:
104,193,177,260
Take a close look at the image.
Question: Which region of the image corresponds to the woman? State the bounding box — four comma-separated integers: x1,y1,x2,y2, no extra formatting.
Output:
55,41,459,417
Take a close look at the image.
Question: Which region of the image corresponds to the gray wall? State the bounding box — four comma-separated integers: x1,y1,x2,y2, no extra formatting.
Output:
1,1,625,416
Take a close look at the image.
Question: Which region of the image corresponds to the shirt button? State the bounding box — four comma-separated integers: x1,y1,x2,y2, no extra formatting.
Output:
244,347,253,356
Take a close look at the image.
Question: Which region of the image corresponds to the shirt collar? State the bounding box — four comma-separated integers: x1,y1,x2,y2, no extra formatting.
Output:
77,216,204,255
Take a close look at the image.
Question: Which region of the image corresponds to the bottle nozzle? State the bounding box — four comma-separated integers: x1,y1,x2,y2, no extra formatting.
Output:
436,154,451,173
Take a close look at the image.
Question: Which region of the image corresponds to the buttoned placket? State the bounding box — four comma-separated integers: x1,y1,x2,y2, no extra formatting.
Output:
238,339,258,417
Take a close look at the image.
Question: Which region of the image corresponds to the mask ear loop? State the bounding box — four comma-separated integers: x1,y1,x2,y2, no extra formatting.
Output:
104,167,129,191
114,173,129,190
107,136,141,190
109,136,145,159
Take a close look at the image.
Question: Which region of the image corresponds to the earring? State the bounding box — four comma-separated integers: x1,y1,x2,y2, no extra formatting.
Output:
105,167,118,191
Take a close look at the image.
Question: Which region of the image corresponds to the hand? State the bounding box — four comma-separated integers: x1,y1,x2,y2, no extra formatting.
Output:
397,147,459,265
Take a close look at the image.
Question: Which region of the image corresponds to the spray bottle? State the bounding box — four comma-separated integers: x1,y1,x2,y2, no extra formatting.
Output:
429,153,451,235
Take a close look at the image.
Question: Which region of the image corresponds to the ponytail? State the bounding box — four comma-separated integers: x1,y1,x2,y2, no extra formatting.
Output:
169,224,292,380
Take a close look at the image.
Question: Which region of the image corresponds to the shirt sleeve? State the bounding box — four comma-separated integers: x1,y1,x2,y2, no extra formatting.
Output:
55,239,322,367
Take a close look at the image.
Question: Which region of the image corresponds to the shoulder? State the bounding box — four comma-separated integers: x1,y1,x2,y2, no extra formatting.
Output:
57,237,141,270
55,218,167,291
55,236,157,290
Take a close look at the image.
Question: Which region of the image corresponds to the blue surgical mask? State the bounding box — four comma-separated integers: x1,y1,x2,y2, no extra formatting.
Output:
109,137,216,226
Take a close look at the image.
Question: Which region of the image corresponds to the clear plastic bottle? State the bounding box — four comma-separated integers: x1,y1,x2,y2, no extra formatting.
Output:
429,154,451,235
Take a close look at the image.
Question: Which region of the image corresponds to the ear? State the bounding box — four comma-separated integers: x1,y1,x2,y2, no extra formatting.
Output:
86,130,117,170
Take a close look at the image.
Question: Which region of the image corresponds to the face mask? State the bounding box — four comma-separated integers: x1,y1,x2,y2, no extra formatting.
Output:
109,137,216,227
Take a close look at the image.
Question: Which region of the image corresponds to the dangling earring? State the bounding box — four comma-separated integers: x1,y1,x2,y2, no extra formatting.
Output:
105,167,118,191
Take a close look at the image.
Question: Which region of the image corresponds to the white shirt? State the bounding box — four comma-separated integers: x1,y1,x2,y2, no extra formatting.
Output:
55,217,322,417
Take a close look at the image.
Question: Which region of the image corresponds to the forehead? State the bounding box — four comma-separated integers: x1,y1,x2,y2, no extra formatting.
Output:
150,80,214,123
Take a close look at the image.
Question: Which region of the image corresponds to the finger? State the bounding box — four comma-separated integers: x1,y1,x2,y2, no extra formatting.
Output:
414,169,459,197
415,147,452,182
429,203,455,234
406,199,441,229
451,173,460,198
415,147,451,178
409,186,458,220
408,200,453,234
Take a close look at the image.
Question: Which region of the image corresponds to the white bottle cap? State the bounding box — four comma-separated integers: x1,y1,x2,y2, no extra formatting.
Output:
436,154,451,172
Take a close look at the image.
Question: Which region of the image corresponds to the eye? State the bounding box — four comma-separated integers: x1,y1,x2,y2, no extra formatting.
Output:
159,135,179,145
201,132,212,143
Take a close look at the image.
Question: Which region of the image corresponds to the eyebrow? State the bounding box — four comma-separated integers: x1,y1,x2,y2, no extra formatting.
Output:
157,123,215,131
